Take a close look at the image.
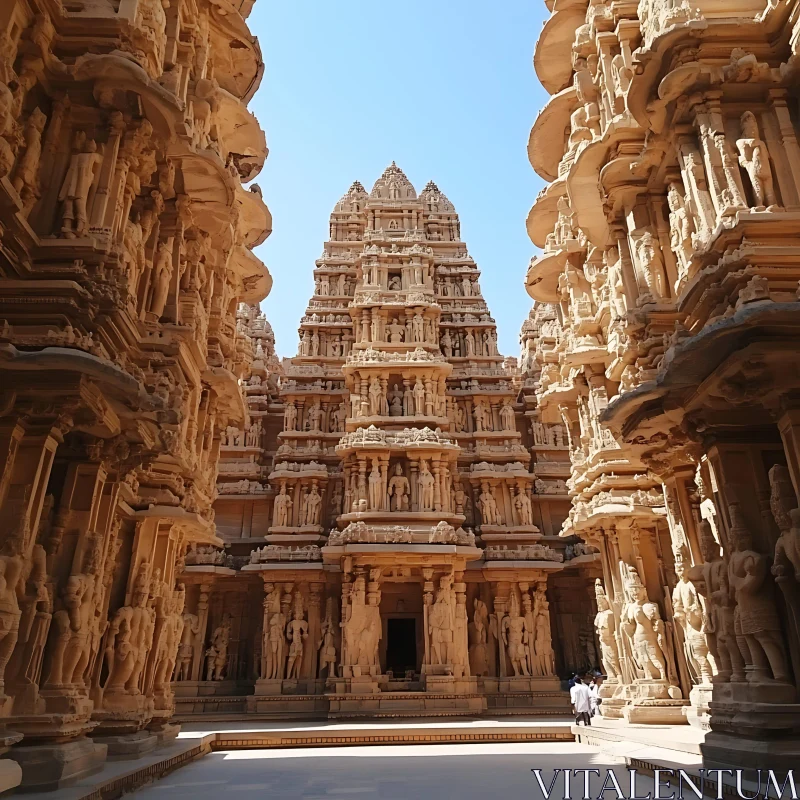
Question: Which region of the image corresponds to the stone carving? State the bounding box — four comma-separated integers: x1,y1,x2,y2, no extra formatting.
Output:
429,574,455,666
671,543,714,685
273,483,293,528
594,580,621,680
387,464,410,511
205,614,231,681
318,597,337,679
285,593,308,680
57,133,102,239
736,112,777,209
621,564,667,681
727,502,790,683
501,593,530,676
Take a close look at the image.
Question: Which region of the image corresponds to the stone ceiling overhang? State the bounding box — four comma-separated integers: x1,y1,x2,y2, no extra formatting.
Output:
528,87,576,182
534,2,588,95
527,180,566,248
525,249,567,303
600,301,800,442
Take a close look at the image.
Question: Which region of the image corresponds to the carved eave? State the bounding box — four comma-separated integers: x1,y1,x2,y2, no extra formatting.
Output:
528,86,576,182
525,249,568,303
134,504,220,545
207,1,265,102
173,149,237,241
72,53,184,139
600,301,800,442
204,364,248,426
527,180,567,248
0,344,142,427
216,88,268,180
534,2,588,95
236,184,272,248
229,246,272,303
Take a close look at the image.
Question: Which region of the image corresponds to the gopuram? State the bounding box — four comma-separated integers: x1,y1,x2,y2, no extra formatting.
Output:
175,165,602,721
525,0,800,772
0,0,270,791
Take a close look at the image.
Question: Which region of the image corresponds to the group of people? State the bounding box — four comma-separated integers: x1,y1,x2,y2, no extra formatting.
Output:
569,671,603,726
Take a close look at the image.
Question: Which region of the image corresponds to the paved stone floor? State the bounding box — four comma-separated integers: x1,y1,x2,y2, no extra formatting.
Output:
132,742,656,799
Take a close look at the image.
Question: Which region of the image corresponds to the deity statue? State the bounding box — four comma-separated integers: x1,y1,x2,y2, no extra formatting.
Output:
533,585,556,677
0,536,25,690
441,329,453,357
593,580,620,680
58,134,102,238
262,584,287,680
500,400,515,432
418,460,435,511
318,597,337,679
672,544,714,685
502,593,530,677
205,613,231,681
303,482,322,526
620,564,668,681
389,384,403,417
727,501,790,683
12,107,46,210
513,484,533,526
176,610,200,681
413,379,425,415
689,520,745,683
368,458,383,511
635,231,667,301
387,464,410,511
429,574,455,665
368,377,382,416
478,482,502,526
150,238,174,319
469,598,490,676
285,593,308,680
736,111,778,209
273,483,293,528
768,464,800,582
667,182,694,273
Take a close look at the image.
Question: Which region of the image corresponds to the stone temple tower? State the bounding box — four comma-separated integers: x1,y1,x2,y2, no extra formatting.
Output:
191,164,587,718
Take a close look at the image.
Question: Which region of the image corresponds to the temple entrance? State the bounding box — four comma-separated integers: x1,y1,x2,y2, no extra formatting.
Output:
385,617,417,676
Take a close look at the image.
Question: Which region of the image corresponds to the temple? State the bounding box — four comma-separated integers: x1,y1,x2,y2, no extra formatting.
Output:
525,0,800,772
179,165,601,720
0,0,270,790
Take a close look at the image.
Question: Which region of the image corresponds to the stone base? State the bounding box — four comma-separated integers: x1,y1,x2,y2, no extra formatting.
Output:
252,678,324,697
496,676,560,693
10,737,107,792
149,721,181,746
327,691,487,718
245,694,328,716
701,731,800,774
707,682,799,737
622,699,689,724
93,730,158,759
684,684,712,730
423,675,478,695
173,680,245,698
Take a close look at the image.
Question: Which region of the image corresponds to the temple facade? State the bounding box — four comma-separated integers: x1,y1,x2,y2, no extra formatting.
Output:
173,165,602,721
525,0,800,771
0,0,270,791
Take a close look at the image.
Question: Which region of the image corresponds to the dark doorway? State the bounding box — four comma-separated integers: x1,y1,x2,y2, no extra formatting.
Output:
386,618,417,675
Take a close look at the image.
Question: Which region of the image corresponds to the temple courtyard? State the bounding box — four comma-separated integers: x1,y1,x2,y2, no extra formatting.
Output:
20,718,713,800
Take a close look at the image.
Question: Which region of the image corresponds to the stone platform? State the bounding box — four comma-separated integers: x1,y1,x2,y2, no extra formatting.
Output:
17,717,575,800
176,688,571,721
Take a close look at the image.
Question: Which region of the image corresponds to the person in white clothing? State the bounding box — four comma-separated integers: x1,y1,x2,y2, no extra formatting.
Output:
587,674,599,717
570,675,592,726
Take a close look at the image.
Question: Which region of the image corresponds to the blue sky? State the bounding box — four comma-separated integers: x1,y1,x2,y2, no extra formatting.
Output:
248,1,549,358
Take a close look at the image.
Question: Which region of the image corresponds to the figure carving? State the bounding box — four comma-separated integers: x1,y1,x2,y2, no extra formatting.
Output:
594,580,620,680
620,564,668,681
387,464,410,511
205,613,231,681
736,112,778,209
58,134,102,238
727,502,790,683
